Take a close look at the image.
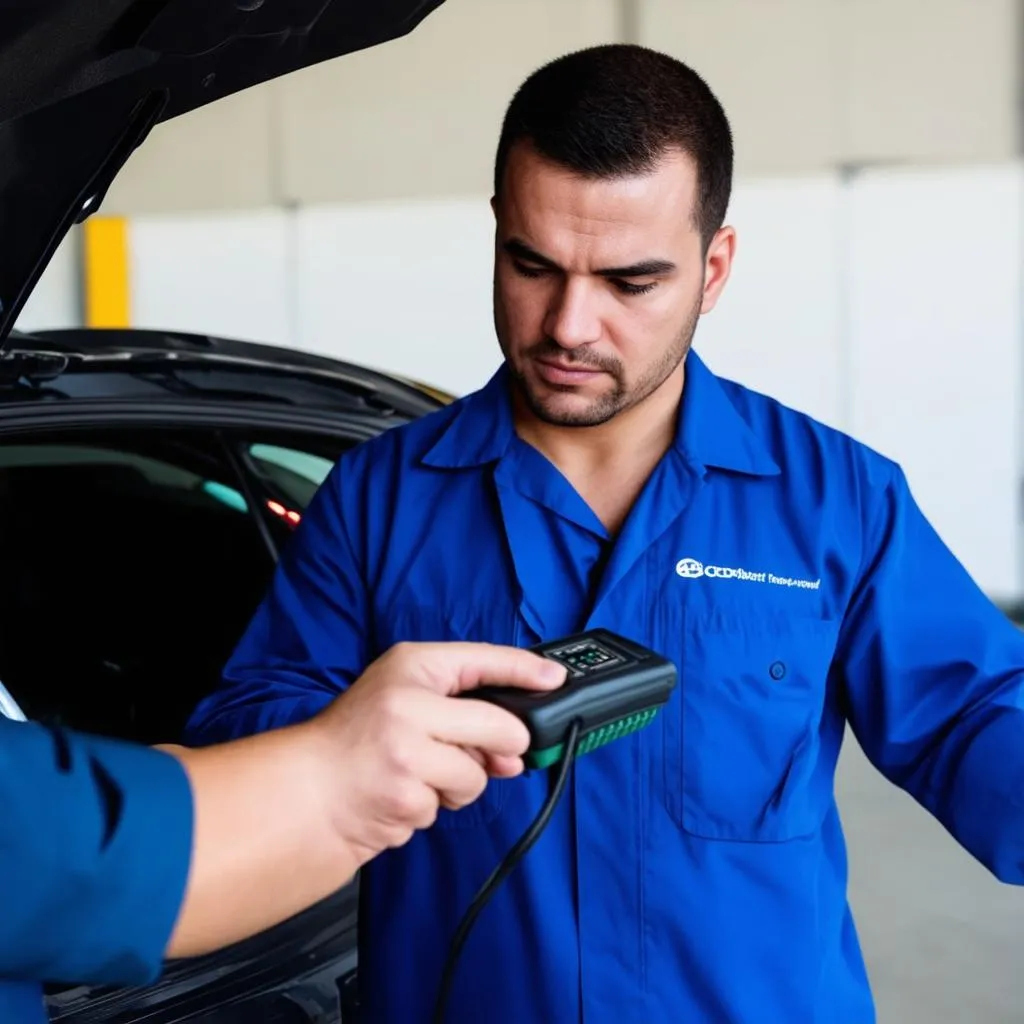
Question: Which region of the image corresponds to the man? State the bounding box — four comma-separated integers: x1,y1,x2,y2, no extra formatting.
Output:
184,43,1024,1024
0,641,565,1023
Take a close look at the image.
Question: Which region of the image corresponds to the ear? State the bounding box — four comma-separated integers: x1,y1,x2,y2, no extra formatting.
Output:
700,225,737,315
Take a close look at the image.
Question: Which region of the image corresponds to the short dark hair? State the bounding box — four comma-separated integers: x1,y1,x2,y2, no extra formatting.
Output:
494,44,733,251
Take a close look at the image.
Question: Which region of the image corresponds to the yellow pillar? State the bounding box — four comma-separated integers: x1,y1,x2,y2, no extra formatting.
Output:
82,216,131,328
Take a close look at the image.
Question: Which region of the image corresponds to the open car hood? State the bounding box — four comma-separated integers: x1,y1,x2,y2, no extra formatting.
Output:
0,0,448,346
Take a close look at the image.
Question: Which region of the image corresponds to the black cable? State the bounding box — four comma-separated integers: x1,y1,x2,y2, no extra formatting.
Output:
432,717,584,1024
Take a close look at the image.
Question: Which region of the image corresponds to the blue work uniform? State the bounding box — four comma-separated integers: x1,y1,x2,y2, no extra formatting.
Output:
0,718,193,1023
186,350,1024,1024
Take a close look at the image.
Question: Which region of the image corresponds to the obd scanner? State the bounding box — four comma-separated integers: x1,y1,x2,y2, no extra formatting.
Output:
470,629,678,769
433,630,677,1023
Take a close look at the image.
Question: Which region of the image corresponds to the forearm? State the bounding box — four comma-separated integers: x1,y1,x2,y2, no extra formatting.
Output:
160,723,360,959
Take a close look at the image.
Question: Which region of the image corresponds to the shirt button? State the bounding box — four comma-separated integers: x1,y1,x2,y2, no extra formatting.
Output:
769,661,786,680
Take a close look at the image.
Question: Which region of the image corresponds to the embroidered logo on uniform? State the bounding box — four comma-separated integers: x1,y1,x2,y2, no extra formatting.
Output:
675,558,705,579
675,557,820,591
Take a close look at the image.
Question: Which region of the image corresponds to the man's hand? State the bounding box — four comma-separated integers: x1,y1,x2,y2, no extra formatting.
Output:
163,640,565,959
306,641,566,869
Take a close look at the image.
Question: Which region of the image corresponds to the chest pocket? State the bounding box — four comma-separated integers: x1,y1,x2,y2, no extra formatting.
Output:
663,605,839,843
375,598,524,830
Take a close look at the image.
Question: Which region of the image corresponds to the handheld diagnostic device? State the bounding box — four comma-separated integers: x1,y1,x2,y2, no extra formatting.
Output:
468,628,678,768
435,630,677,1023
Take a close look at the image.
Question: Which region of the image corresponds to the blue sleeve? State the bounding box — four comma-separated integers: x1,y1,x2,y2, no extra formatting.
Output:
839,464,1024,883
184,461,370,745
0,718,193,986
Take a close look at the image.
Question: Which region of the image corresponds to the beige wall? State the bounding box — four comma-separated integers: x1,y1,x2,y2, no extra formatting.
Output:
105,0,621,213
276,0,621,203
643,0,1019,173
642,0,846,173
105,0,1021,213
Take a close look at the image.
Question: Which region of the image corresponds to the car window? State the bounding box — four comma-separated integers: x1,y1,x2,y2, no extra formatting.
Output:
0,441,253,516
190,442,338,526
246,442,335,511
0,432,274,744
0,443,201,488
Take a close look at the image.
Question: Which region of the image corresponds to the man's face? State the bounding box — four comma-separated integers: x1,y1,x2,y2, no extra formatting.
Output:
492,142,734,427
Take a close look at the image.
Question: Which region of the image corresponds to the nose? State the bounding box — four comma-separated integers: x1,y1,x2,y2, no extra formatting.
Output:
543,276,602,350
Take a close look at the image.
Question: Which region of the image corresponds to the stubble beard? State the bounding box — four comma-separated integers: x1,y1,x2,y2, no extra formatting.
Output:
504,295,703,429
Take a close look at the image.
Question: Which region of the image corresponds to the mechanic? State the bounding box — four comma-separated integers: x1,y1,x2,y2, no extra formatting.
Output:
184,42,1024,1024
0,641,565,1024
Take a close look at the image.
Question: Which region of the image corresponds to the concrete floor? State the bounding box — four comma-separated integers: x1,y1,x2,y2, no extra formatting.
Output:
836,740,1024,1022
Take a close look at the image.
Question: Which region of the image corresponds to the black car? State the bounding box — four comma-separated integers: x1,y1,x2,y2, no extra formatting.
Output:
0,2,453,1021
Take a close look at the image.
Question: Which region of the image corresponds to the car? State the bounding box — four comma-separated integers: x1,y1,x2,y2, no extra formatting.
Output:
0,2,455,1021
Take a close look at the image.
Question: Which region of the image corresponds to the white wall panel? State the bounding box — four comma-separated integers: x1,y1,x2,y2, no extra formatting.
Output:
846,163,1023,600
13,231,82,333
293,197,499,396
129,209,293,346
694,175,845,431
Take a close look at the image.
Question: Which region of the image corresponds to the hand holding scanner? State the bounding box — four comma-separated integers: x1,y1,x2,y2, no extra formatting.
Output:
466,628,678,768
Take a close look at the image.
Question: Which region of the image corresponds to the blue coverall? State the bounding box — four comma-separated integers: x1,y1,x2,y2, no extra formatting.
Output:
0,718,192,1022
186,349,1024,1023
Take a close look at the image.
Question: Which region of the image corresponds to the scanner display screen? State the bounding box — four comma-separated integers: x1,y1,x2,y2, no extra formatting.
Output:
547,638,624,676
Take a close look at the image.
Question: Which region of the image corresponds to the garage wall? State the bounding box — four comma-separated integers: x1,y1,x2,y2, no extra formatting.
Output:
11,0,1024,601
101,0,623,214
13,233,81,334
91,159,1023,602
642,0,1019,172
128,209,295,346
99,0,1021,214
845,164,1024,601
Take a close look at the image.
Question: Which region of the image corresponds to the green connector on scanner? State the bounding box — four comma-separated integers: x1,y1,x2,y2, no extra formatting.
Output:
464,629,677,771
526,706,662,769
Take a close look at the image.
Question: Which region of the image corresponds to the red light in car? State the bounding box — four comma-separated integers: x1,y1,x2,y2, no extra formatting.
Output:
266,499,302,525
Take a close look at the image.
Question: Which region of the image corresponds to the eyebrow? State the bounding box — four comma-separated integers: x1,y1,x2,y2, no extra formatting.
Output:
502,238,676,279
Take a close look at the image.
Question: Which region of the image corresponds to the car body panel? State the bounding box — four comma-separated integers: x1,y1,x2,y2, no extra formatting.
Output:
0,0,449,343
0,2,454,1018
0,328,445,420
45,884,358,1023
0,389,380,1024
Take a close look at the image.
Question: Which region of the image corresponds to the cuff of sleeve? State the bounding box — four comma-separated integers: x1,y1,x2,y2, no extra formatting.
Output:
64,735,195,987
940,709,1024,884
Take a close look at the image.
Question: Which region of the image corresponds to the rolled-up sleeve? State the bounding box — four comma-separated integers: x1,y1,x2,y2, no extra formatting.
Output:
0,718,194,987
840,464,1024,883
